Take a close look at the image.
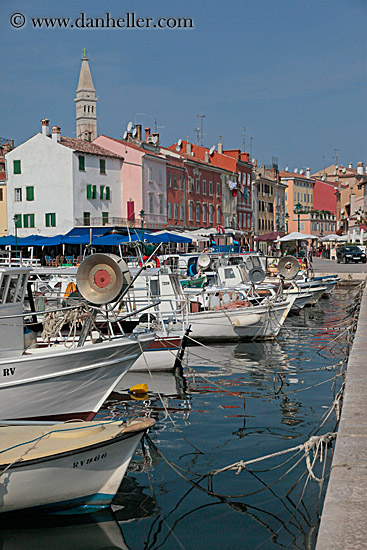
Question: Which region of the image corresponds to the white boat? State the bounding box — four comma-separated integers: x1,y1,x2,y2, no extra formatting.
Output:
187,293,295,341
0,265,155,421
0,417,154,514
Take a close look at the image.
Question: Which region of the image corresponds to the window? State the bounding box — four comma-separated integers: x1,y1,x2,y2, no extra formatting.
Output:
0,188,3,201
45,213,56,227
209,204,213,224
87,185,97,199
188,177,194,192
99,159,106,174
189,202,193,222
159,169,163,185
167,172,171,188
149,194,153,213
203,204,207,223
100,185,104,199
83,212,90,226
14,214,22,228
180,204,184,220
23,214,35,228
179,175,183,190
168,202,171,218
173,174,177,189
174,203,178,220
26,186,34,201
105,186,110,200
102,212,109,225
13,160,21,174
148,166,153,182
159,195,163,215
78,156,85,171
216,182,220,197
196,203,200,222
209,181,213,195
14,188,22,202
216,206,221,225
203,180,207,195
195,178,200,194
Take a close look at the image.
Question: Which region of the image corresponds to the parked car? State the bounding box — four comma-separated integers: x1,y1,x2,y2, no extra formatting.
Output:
336,245,367,263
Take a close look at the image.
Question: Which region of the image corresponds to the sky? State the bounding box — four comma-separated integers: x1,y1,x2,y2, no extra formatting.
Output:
1,0,366,172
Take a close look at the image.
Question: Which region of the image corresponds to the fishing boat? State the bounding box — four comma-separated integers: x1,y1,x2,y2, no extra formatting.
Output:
0,418,154,514
0,262,155,421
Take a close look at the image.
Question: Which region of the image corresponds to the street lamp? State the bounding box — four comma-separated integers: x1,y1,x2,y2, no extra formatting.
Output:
285,213,289,232
294,202,302,232
13,214,20,255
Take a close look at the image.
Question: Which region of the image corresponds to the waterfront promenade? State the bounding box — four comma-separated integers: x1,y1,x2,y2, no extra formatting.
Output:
315,262,367,549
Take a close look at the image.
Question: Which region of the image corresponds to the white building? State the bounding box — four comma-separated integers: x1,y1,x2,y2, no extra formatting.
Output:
5,121,123,237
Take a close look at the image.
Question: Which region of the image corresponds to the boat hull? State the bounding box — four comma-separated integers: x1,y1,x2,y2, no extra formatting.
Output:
188,298,294,341
0,424,150,514
0,335,154,421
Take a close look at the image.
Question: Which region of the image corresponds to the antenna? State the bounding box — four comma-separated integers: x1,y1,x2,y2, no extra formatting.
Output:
132,128,137,138
242,126,246,151
249,137,253,157
194,114,206,146
322,154,326,172
154,117,165,133
122,130,128,140
127,121,133,132
334,148,339,165
209,145,215,156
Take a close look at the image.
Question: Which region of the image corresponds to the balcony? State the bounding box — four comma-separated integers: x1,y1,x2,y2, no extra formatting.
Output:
75,215,168,230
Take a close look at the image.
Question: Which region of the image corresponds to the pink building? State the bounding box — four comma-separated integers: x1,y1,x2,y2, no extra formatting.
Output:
313,179,337,214
94,135,167,229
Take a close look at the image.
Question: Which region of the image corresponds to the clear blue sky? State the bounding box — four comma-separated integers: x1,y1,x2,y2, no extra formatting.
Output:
1,0,366,172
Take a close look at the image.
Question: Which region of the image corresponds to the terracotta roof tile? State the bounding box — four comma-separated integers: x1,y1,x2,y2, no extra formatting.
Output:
98,135,164,159
60,137,123,159
279,170,312,180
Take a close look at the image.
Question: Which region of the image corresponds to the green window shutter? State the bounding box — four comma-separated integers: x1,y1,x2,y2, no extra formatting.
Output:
83,212,90,226
87,184,92,199
102,212,109,225
26,186,34,201
23,214,28,228
13,160,21,174
105,186,110,200
30,214,35,228
79,155,85,171
92,185,97,199
14,214,22,228
51,213,56,227
100,185,104,199
100,159,106,174
45,213,50,227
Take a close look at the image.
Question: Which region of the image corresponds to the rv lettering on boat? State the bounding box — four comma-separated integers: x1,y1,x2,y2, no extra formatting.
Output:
3,368,16,377
73,452,108,468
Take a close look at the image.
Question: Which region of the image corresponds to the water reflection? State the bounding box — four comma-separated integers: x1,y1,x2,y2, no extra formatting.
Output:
0,510,129,550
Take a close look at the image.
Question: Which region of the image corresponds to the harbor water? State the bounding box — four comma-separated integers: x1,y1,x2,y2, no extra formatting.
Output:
0,286,358,549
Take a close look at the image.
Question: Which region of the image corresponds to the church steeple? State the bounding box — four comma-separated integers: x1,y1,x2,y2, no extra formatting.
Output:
74,49,98,141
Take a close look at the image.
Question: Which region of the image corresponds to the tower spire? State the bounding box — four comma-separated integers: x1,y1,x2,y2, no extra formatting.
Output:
74,49,97,141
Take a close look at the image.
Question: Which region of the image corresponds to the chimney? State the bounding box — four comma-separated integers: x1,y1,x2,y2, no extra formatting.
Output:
357,162,364,175
2,143,10,154
218,136,223,155
136,124,142,140
205,151,209,163
10,139,14,149
41,118,50,136
145,127,151,141
306,167,311,178
349,163,353,169
186,141,192,155
51,126,61,142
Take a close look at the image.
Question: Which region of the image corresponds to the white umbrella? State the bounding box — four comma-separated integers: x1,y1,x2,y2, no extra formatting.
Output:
277,231,318,242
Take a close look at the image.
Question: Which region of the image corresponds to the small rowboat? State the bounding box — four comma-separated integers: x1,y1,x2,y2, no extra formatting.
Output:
0,418,155,514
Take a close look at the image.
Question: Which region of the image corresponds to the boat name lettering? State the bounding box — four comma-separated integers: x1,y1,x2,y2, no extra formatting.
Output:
73,452,108,468
3,367,16,377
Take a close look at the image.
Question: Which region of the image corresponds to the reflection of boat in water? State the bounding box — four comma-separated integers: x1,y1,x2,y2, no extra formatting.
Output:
0,509,129,550
112,474,157,522
184,340,291,378
114,366,188,398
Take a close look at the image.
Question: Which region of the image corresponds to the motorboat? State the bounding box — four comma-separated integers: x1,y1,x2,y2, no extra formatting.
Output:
0,417,154,514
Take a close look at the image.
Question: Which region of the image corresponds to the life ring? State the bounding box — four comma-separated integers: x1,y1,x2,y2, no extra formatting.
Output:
139,255,160,268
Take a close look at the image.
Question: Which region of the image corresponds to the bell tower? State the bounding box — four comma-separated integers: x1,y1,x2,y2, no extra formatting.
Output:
74,49,97,141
